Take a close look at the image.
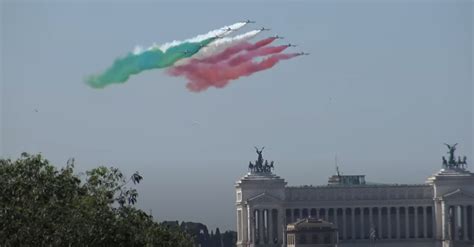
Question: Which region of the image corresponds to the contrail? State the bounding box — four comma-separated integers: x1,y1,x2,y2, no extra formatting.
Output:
86,37,216,89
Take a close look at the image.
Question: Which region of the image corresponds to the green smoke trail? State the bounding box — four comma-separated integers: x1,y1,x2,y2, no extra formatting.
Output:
86,37,216,89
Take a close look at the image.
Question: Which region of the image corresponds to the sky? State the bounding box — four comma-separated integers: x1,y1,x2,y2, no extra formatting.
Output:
1,0,472,231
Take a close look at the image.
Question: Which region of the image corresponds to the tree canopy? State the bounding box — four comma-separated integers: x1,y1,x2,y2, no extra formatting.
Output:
0,153,193,246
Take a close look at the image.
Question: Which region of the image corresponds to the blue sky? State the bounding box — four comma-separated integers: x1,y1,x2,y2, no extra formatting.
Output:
1,0,472,230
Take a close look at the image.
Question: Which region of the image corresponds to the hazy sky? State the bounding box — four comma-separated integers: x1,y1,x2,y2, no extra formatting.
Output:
1,0,472,231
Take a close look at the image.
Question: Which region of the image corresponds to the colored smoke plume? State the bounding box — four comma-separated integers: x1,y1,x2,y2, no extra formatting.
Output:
170,52,300,92
174,30,262,66
199,37,277,64
86,38,215,89
137,22,247,54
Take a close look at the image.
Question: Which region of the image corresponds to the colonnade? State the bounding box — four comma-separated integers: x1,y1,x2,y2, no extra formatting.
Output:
443,204,474,241
251,208,279,244
237,206,282,245
238,204,474,245
285,206,442,241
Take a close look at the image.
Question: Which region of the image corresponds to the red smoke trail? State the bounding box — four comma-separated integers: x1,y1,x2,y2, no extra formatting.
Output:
184,53,300,92
168,45,288,84
167,37,278,77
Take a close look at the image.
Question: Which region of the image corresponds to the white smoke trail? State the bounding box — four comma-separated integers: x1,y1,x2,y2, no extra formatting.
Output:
173,30,262,66
132,22,247,55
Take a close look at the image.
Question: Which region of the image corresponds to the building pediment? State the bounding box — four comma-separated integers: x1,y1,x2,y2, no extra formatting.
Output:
442,189,474,201
247,192,281,204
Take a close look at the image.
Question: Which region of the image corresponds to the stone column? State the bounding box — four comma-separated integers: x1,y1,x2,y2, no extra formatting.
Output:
342,208,347,240
378,207,383,239
388,208,392,239
463,205,468,241
453,205,459,241
360,208,365,239
405,207,409,239
316,208,320,219
248,207,254,243
423,206,427,239
414,207,419,239
441,203,448,240
351,208,356,240
258,209,264,243
396,207,400,239
268,208,274,244
471,205,474,241
369,207,373,237
279,209,285,245
242,205,248,244
434,200,444,240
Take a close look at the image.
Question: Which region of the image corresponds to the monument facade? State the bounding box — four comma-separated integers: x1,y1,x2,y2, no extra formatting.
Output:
235,145,474,247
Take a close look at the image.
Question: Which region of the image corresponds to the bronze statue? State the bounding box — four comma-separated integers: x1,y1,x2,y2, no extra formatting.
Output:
255,146,264,164
249,147,275,174
444,143,458,164
442,156,448,167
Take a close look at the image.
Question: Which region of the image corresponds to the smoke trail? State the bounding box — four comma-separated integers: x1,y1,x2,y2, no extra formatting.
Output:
86,37,215,89
169,45,287,77
171,51,300,92
167,38,280,78
173,30,262,66
227,45,288,66
143,22,247,54
199,37,277,64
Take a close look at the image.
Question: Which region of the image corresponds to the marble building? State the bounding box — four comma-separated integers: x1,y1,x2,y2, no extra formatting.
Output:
235,146,474,247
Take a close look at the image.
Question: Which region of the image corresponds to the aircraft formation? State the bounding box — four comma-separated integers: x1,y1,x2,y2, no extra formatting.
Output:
86,20,308,92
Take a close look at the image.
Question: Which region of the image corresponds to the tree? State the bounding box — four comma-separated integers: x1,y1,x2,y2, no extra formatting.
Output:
0,153,192,246
221,231,237,247
214,228,222,247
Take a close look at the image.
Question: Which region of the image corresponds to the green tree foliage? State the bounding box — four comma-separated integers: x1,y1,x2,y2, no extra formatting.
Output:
0,153,193,246
221,231,237,247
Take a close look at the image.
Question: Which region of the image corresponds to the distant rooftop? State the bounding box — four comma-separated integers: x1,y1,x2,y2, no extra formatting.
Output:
328,174,366,186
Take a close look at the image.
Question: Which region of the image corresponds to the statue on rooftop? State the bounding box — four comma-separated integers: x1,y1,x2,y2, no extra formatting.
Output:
255,146,264,165
444,143,458,165
248,161,254,172
249,146,274,174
